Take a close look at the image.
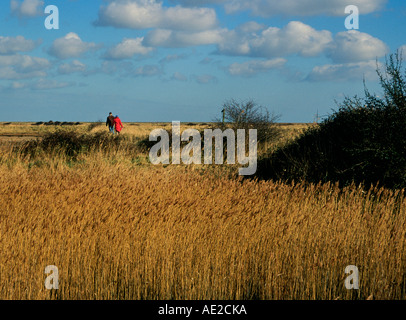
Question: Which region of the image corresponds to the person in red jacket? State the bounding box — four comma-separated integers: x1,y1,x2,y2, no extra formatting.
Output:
114,115,123,134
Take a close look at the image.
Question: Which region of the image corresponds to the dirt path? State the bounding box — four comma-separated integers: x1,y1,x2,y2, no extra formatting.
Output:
0,133,41,142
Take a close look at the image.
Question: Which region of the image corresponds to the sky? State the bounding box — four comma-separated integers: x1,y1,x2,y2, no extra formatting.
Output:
0,0,405,123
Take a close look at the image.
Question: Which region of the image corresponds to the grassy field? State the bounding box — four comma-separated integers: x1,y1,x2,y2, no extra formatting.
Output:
0,122,405,300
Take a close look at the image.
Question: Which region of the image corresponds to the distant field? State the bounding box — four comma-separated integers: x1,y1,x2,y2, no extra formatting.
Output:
0,121,313,145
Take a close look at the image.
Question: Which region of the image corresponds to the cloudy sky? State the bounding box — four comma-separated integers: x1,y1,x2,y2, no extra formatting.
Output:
0,0,405,122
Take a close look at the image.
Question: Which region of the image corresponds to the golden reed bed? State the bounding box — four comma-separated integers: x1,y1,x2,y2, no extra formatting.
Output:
0,160,405,300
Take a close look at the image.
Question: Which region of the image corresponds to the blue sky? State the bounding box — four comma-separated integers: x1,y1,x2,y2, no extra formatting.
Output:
0,0,405,122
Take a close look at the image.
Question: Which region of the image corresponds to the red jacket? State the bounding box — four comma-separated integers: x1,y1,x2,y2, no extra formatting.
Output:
114,117,123,132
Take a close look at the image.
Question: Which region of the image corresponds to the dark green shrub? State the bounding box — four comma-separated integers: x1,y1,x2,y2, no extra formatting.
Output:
255,51,406,189
136,129,206,153
19,130,135,160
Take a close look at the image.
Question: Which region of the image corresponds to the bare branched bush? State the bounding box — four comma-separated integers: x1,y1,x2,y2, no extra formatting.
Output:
214,98,281,145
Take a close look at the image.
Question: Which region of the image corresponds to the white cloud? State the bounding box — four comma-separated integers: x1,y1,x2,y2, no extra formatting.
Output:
213,21,389,65
10,0,44,17
10,79,75,90
96,7,388,66
327,30,389,63
227,58,287,76
48,33,99,59
104,38,153,59
217,21,332,58
95,0,218,31
171,72,188,81
399,45,406,55
192,74,218,84
170,0,226,6
224,0,386,17
160,54,188,64
58,60,86,75
0,54,50,79
0,36,40,55
32,79,74,90
307,60,381,82
144,28,223,47
133,64,163,77
10,81,26,89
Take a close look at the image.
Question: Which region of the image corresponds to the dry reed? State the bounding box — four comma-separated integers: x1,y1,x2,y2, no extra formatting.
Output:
0,157,405,300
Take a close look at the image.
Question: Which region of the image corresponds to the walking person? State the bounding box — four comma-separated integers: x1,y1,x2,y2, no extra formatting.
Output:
114,115,124,135
106,112,115,133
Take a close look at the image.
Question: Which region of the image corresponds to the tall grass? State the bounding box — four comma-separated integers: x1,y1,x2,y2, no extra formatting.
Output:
0,157,405,300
